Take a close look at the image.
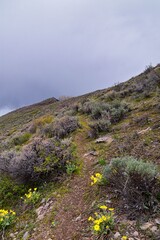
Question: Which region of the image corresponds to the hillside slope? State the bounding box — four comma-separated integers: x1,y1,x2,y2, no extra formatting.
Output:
0,65,160,240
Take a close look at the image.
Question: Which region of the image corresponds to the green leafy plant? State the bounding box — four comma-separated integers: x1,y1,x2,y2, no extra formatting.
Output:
88,205,114,237
90,173,103,186
98,158,106,166
66,162,79,175
0,209,16,230
23,188,40,205
12,132,32,146
0,176,27,208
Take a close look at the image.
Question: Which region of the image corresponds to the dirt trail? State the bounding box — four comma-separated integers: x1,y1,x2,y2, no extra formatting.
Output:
31,120,97,240
52,130,96,240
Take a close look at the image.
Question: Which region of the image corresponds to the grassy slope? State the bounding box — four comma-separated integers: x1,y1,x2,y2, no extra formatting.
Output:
0,65,160,239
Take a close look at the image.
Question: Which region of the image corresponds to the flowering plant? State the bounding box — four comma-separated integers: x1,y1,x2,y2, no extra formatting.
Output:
23,188,40,205
88,205,114,236
0,209,16,230
90,173,103,186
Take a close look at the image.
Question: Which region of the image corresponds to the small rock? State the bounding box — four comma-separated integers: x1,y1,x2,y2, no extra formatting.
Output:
155,218,160,225
95,135,113,144
150,226,158,232
10,233,15,238
45,202,50,208
114,232,121,239
84,151,98,157
41,198,46,204
23,231,29,240
75,215,81,222
140,222,153,230
138,127,151,135
48,238,52,240
133,231,139,237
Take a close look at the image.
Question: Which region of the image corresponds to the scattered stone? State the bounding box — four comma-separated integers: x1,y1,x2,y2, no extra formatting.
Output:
48,238,52,240
23,231,29,240
91,200,96,207
133,231,139,237
128,220,136,226
138,127,151,135
84,151,98,157
140,222,153,230
155,218,160,225
150,226,158,232
36,198,54,221
41,198,46,204
10,233,15,238
114,232,121,239
75,215,81,222
95,135,113,144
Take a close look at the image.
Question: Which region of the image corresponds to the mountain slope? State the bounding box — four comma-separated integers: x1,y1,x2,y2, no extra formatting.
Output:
0,65,160,240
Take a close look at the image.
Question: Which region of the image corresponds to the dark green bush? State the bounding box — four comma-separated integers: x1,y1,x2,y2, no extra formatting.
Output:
0,175,27,208
104,156,160,216
12,132,32,146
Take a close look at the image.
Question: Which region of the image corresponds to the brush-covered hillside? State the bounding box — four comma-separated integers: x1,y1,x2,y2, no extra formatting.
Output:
0,65,160,240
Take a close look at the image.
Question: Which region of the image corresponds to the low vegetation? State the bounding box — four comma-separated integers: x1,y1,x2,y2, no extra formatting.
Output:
0,64,160,239
104,156,160,217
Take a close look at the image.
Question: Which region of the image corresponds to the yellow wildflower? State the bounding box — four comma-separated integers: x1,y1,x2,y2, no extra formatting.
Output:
94,212,98,217
95,173,102,178
93,224,100,231
99,205,107,210
101,215,107,221
88,216,94,221
108,208,114,211
121,236,127,240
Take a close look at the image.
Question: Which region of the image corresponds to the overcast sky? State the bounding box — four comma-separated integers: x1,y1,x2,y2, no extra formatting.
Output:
0,0,160,115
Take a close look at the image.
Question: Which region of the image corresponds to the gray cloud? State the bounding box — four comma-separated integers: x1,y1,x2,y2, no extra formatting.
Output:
0,0,160,112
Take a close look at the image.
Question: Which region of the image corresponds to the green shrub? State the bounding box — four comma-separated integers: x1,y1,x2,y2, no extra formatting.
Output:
66,161,79,175
0,209,16,230
88,204,114,237
12,132,32,146
23,188,40,205
28,115,53,134
103,156,160,216
0,175,27,208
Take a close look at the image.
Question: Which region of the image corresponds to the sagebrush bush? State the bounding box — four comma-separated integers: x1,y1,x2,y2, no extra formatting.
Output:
52,116,80,138
85,100,129,138
88,119,111,138
1,137,75,184
103,156,160,216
